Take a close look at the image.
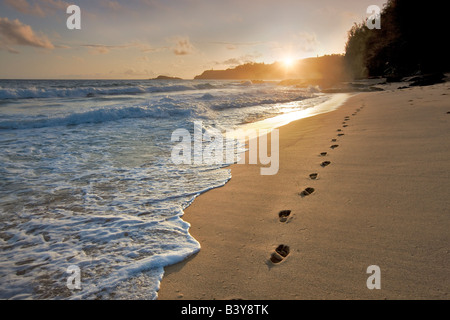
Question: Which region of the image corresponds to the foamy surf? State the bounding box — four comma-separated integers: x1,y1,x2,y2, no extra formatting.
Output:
0,79,342,299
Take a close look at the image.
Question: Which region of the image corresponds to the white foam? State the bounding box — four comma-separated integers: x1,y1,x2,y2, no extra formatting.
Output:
0,79,344,299
0,83,208,100
0,105,193,130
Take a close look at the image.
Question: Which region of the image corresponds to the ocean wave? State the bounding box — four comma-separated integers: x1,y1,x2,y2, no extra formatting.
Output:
0,83,216,100
194,83,216,90
209,95,309,111
0,105,192,130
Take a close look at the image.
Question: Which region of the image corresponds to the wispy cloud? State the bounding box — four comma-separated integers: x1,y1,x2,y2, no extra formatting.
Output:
170,36,195,56
216,53,263,66
81,44,129,55
4,46,20,54
4,0,45,17
55,44,71,49
81,41,164,55
0,17,54,52
203,40,265,51
4,0,70,17
295,31,320,52
100,0,125,12
268,31,320,60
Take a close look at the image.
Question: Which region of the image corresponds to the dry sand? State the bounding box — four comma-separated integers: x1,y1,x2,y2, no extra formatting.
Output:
158,81,450,300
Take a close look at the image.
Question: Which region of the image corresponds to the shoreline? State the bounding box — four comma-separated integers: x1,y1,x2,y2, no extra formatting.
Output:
158,82,450,300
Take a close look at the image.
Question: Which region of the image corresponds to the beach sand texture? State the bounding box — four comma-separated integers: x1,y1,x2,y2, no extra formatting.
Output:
158,82,450,300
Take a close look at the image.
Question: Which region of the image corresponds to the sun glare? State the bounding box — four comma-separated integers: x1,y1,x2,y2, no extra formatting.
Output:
282,57,294,68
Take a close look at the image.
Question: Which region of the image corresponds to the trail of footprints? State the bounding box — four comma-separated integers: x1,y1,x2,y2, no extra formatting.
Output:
269,104,365,264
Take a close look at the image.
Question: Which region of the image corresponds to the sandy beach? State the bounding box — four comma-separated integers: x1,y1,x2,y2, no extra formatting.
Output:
158,81,450,300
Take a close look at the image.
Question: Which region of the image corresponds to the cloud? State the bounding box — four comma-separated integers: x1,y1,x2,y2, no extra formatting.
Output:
82,43,143,55
4,46,20,54
221,58,241,66
269,31,320,60
0,17,54,52
4,0,45,17
218,53,263,66
4,0,70,17
100,0,124,12
170,37,195,55
206,40,264,50
81,42,162,55
295,31,319,52
55,44,71,49
82,44,114,55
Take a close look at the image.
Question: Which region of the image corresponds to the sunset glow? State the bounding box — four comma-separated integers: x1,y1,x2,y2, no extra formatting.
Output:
0,0,387,79
282,57,295,68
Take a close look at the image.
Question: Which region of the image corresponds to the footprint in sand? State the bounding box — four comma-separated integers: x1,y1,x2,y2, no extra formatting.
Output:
309,173,318,180
278,210,291,223
337,129,342,132
343,125,348,128
270,245,290,264
320,152,327,156
321,161,331,167
331,138,337,142
337,133,345,137
330,144,339,149
300,187,315,197
447,111,450,114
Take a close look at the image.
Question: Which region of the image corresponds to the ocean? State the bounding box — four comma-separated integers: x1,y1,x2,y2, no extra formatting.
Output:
0,79,347,299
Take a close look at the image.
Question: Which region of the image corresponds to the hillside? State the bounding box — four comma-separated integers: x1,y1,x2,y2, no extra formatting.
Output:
344,0,450,79
194,55,349,85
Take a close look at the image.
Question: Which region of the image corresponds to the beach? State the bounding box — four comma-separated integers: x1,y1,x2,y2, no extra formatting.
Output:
158,81,450,300
0,79,338,299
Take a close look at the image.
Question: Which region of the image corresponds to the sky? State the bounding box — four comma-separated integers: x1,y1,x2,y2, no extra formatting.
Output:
0,0,387,79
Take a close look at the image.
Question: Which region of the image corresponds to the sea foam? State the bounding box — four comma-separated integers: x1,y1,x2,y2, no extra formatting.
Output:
0,79,342,299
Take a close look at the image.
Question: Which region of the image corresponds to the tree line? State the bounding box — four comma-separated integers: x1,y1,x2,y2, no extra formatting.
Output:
344,0,449,79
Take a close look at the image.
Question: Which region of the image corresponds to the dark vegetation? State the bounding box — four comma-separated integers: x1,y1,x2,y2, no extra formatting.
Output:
344,0,449,81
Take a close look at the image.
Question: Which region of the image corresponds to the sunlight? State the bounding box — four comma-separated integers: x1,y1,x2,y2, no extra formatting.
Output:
282,56,295,68
283,57,294,67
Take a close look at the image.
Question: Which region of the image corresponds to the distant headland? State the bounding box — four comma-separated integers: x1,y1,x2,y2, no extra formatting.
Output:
194,55,349,87
150,75,183,80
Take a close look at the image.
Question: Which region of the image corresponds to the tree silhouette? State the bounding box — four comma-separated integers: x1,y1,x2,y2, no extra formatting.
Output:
344,0,449,79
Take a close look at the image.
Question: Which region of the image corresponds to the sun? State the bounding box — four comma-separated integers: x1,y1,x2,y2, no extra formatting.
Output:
282,57,295,68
